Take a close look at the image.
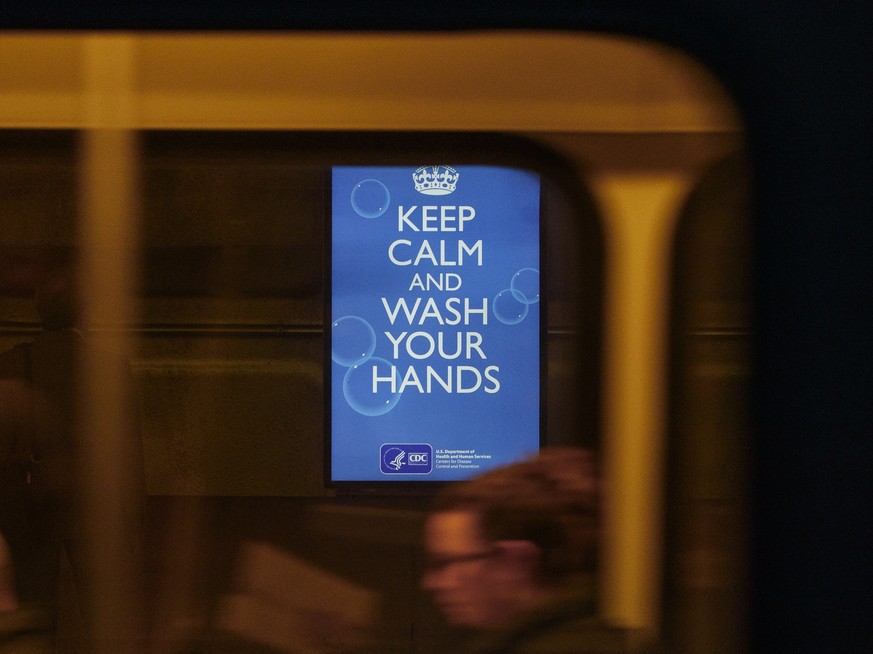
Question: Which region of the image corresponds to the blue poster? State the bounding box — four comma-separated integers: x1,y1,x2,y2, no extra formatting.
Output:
330,165,541,482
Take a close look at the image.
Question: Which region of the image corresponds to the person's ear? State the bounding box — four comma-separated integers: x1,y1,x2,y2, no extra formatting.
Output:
493,540,541,580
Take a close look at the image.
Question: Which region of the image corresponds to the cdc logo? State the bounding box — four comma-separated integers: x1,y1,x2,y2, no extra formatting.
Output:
380,443,433,475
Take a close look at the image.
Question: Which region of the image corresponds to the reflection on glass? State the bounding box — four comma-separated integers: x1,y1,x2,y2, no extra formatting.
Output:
0,32,745,654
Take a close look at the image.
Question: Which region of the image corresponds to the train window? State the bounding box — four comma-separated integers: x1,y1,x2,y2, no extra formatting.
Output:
0,33,747,653
133,132,604,495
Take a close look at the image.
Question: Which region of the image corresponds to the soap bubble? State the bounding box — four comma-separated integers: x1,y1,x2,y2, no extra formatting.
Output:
351,179,390,218
510,268,540,304
343,357,401,416
493,288,529,325
332,316,376,366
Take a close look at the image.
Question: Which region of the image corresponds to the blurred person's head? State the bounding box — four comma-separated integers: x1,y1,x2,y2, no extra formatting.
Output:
421,448,600,630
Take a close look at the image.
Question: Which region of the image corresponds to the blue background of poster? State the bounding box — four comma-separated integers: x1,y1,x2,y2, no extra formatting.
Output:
330,165,540,481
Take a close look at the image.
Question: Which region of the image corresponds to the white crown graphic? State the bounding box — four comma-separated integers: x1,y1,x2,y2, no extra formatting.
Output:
413,165,459,195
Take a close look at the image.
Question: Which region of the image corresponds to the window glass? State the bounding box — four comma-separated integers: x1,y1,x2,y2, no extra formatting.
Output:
0,33,747,654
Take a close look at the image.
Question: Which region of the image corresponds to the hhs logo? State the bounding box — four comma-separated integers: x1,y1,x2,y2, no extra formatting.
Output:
380,443,433,475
